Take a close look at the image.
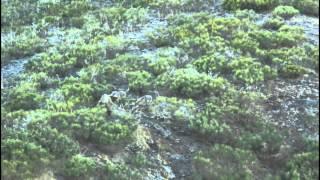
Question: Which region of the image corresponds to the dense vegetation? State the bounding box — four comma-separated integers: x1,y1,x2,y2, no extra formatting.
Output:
1,0,319,179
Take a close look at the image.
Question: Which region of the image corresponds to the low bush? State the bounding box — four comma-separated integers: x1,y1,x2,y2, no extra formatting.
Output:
64,154,97,179
262,16,285,30
1,139,52,180
1,28,46,60
126,71,153,93
272,5,299,19
222,0,279,12
230,57,276,84
285,150,319,179
156,67,229,97
6,82,44,111
278,64,308,78
151,96,196,122
192,144,260,179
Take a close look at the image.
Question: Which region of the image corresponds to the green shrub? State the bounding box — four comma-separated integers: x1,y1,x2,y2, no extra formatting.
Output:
126,71,153,93
234,9,259,21
230,57,276,84
222,0,279,12
104,159,143,179
279,64,308,78
151,96,196,122
156,67,229,97
6,82,44,111
93,35,128,59
65,42,106,68
276,25,305,47
111,53,147,72
285,151,319,180
127,153,149,168
291,0,319,16
26,72,59,89
1,139,52,180
264,46,310,66
92,7,148,33
192,144,259,179
65,154,97,179
1,28,46,60
146,53,177,75
262,16,285,30
193,53,231,74
231,32,260,55
1,0,38,27
73,107,136,145
27,119,80,158
190,105,232,143
250,30,278,49
272,5,299,19
238,126,283,154
121,0,215,12
26,51,77,77
310,46,319,72
61,80,104,106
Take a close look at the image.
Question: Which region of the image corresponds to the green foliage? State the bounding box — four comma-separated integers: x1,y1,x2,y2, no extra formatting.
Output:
146,49,178,75
285,150,319,180
92,7,148,33
127,153,149,168
26,51,77,77
193,53,231,74
275,25,305,47
1,0,318,179
64,42,106,68
104,160,143,180
1,110,29,138
126,70,153,93
1,139,52,180
238,126,283,154
1,0,38,27
6,82,44,111
272,5,299,19
192,144,259,180
1,28,46,60
262,16,285,30
73,107,136,145
27,119,80,158
265,46,310,66
231,31,260,55
250,30,277,49
149,14,242,56
94,35,128,59
1,0,92,28
290,0,319,16
230,57,276,84
222,0,279,12
234,9,259,21
310,46,319,72
121,0,215,12
279,64,308,78
26,72,59,89
61,79,105,106
151,96,196,122
250,25,305,49
111,53,147,72
156,67,229,97
190,102,232,142
65,154,97,178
